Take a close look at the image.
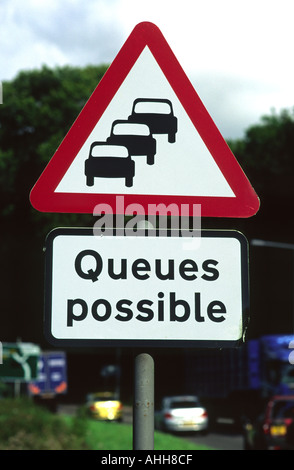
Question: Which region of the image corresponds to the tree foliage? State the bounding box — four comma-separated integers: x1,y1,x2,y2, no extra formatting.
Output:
0,65,108,342
1,65,294,233
0,64,108,236
228,108,294,199
1,65,294,342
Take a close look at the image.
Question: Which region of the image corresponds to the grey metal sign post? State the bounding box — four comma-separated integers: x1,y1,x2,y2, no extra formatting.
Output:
133,353,154,450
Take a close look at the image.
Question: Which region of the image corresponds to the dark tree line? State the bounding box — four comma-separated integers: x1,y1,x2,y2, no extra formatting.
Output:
1,65,294,343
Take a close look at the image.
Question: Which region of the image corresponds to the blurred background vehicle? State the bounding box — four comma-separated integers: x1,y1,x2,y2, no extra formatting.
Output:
155,395,208,433
185,335,294,429
84,391,123,422
243,395,294,449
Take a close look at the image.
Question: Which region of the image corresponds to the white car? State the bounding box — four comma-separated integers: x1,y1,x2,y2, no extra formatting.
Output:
157,395,209,433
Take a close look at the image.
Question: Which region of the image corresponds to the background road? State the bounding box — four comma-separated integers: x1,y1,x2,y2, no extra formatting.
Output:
58,404,244,450
187,429,243,450
123,406,243,450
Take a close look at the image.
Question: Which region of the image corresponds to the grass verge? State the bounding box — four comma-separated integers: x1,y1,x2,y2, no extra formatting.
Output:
0,398,212,450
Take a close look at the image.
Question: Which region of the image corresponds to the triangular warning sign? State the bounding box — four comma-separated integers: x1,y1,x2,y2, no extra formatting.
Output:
30,22,260,218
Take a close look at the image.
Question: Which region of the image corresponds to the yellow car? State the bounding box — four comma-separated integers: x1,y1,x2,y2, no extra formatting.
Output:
86,392,123,421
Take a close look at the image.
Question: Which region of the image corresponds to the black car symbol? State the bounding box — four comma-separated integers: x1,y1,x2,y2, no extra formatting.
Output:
107,120,156,165
84,142,135,187
128,98,178,143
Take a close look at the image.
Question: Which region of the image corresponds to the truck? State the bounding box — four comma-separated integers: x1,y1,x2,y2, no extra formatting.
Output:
28,351,67,410
184,335,294,427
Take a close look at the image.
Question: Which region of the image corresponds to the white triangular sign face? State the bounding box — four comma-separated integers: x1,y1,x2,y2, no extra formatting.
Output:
30,22,259,217
55,46,234,198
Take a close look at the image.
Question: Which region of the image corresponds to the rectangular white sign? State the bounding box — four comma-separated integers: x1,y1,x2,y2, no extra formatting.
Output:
44,228,249,347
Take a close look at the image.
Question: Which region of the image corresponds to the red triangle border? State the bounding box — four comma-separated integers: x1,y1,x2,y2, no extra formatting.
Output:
30,22,260,218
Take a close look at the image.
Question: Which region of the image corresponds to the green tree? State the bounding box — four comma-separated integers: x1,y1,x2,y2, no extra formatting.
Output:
1,65,294,343
228,108,294,337
0,64,108,236
0,65,108,343
228,108,294,200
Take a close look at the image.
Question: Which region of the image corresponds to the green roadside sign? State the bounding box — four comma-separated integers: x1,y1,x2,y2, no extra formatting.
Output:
0,343,40,381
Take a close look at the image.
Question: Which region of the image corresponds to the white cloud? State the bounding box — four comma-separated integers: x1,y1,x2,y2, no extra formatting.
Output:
0,0,123,76
1,0,294,138
114,0,294,136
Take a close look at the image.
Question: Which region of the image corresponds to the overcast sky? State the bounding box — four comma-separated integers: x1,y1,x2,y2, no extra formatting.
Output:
1,0,294,139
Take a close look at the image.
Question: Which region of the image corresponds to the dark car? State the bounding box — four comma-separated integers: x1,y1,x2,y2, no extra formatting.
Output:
128,98,178,143
84,142,135,187
107,120,156,165
244,395,294,450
